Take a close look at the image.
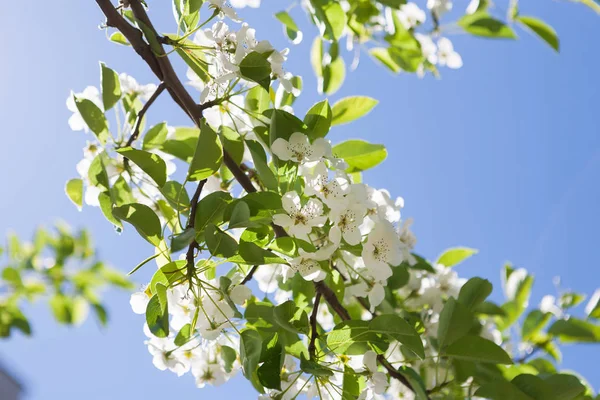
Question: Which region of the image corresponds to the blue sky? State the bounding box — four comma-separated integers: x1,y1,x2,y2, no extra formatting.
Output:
0,1,598,398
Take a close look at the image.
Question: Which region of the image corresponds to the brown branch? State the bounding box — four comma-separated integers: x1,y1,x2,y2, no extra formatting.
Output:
94,2,417,395
240,265,258,285
185,179,206,268
125,81,166,148
377,356,423,399
308,292,322,359
314,281,350,321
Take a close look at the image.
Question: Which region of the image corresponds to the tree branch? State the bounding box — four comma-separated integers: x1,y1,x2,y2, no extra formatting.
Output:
314,281,351,321
240,265,258,285
125,81,166,148
94,2,417,394
185,179,206,268
308,292,322,359
377,355,423,399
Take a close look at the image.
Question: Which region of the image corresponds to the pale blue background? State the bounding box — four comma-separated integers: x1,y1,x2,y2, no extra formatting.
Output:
0,1,598,398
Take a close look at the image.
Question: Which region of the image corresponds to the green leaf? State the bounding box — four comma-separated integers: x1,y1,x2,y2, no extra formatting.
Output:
146,284,169,338
174,46,211,83
246,140,278,191
586,289,600,319
437,297,473,348
304,99,332,139
331,96,379,126
516,16,559,52
273,301,309,334
109,32,130,46
332,139,387,172
300,353,333,377
522,310,551,340
117,147,167,187
222,345,237,373
475,380,535,400
170,228,196,253
559,292,586,309
65,178,84,209
174,324,192,346
376,0,406,8
544,374,587,400
100,63,121,111
113,203,163,246
143,122,169,150
474,301,507,316
245,86,271,115
257,334,284,390
436,247,478,267
458,277,492,309
111,176,135,206
387,47,423,73
229,242,286,266
579,0,600,14
311,37,324,78
229,201,251,229
548,318,600,343
239,52,272,91
267,108,307,143
458,12,517,39
160,181,190,212
369,314,425,359
445,335,513,364
74,96,110,144
88,153,110,191
92,303,108,326
98,191,123,229
310,0,347,41
275,11,302,43
322,56,345,95
188,121,223,181
342,366,360,399
370,47,401,73
397,366,430,400
194,191,232,233
240,329,263,379
205,224,238,258
220,126,245,165
49,294,72,324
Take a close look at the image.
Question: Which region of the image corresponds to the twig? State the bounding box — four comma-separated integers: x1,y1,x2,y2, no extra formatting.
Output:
308,292,322,359
427,380,452,395
378,355,425,399
240,265,258,285
125,82,166,148
185,180,207,268
94,2,418,394
314,281,351,321
516,346,541,364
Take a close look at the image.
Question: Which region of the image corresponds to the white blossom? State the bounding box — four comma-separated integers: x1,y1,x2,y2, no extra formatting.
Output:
397,3,426,30
272,132,330,164
273,191,327,238
437,38,463,69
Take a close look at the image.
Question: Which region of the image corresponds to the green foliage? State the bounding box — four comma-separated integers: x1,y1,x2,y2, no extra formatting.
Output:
117,147,168,187
436,247,478,267
332,139,387,172
458,12,517,39
331,96,378,126
0,226,131,337
100,63,121,110
239,52,272,91
188,121,223,181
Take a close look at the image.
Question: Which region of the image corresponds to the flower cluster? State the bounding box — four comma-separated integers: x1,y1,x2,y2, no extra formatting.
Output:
59,0,600,399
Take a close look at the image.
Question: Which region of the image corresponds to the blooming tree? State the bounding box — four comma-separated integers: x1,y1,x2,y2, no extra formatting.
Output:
3,0,600,399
